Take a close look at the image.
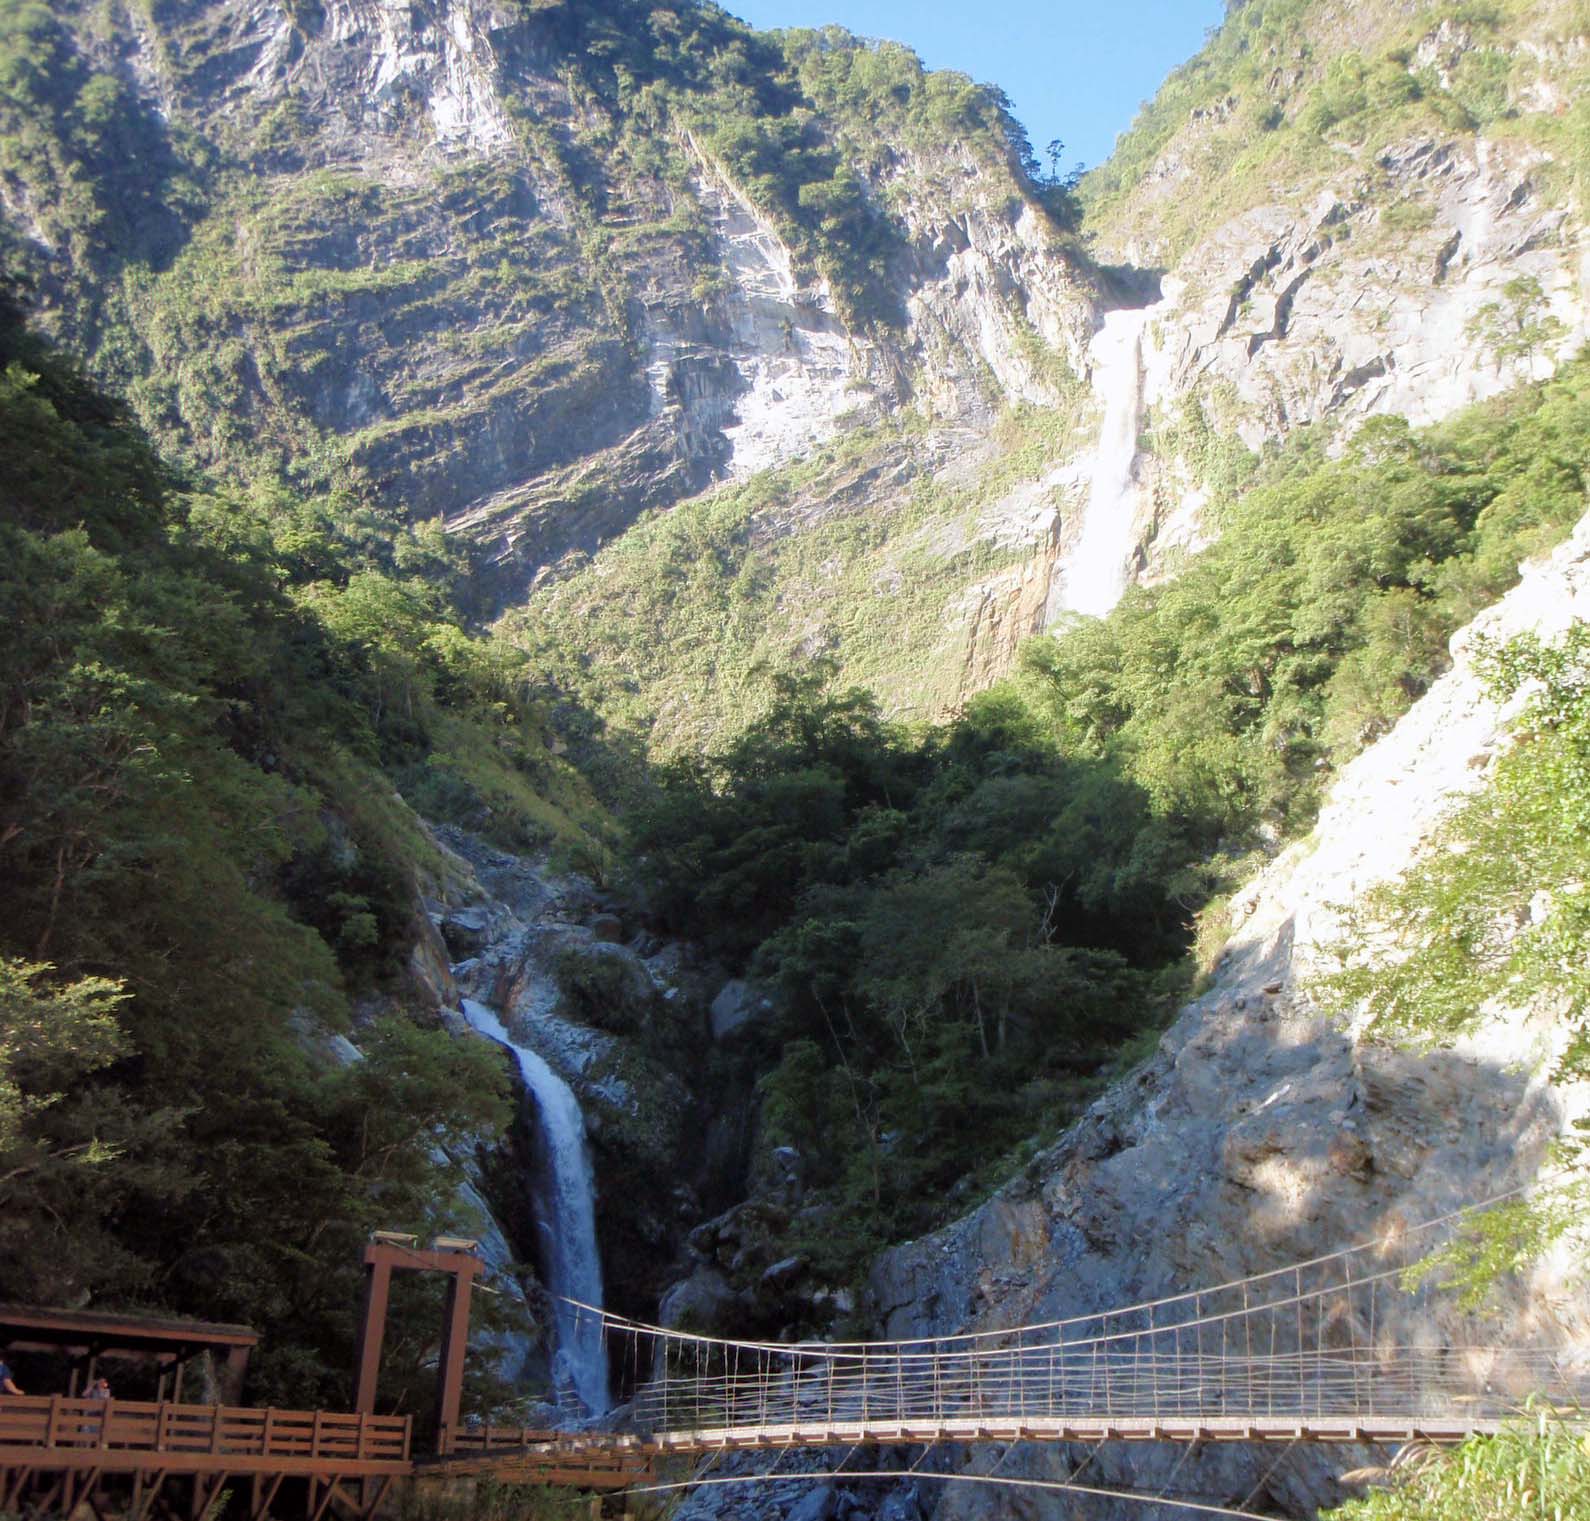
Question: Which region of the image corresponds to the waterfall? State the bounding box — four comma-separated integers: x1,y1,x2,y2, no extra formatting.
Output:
460,998,611,1414
1062,307,1152,618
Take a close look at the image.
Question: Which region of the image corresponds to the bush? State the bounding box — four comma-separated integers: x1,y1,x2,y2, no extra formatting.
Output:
1324,1410,1590,1519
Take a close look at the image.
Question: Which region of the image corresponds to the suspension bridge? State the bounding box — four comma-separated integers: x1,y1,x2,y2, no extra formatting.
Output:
436,1185,1589,1493
2,1187,1584,1515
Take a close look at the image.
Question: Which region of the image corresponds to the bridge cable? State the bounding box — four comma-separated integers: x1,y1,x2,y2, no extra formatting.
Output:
619,1466,1283,1519
554,1165,1579,1356
1153,1435,1201,1501
1237,1437,1299,1514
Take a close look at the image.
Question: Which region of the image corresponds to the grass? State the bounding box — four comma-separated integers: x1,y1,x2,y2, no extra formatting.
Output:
1324,1408,1590,1519
515,398,1091,757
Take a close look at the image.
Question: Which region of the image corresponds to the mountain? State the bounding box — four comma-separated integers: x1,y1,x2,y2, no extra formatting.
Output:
7,2,1590,753
4,3,1590,1517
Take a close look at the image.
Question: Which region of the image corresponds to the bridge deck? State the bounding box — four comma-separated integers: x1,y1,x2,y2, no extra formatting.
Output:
646,1412,1508,1450
430,1406,1513,1493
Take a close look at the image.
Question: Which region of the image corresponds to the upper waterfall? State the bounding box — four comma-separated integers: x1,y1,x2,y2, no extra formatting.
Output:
460,998,611,1415
1061,307,1153,618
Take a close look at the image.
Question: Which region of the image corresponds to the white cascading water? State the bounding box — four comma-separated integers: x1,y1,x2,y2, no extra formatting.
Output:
460,998,611,1414
1063,307,1152,618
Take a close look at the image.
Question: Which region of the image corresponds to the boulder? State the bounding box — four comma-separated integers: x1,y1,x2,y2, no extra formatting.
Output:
658,1267,747,1333
786,1488,837,1521
761,1254,805,1289
710,978,771,1040
439,906,492,957
876,1485,922,1521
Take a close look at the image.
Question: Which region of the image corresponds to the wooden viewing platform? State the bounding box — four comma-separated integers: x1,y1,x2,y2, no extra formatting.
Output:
0,1396,411,1520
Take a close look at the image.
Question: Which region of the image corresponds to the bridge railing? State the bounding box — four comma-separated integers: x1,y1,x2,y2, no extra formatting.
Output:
583,1203,1589,1439
0,1396,412,1462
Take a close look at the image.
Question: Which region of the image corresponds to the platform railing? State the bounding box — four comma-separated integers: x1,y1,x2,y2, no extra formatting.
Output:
0,1396,411,1462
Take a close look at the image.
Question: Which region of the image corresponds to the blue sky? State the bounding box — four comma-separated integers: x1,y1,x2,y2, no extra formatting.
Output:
725,0,1227,170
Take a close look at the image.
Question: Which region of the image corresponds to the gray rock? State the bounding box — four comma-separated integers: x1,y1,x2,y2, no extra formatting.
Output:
659,1268,746,1333
875,1485,921,1521
770,1145,802,1192
761,1254,805,1289
711,978,771,1040
785,1488,837,1521
439,906,491,957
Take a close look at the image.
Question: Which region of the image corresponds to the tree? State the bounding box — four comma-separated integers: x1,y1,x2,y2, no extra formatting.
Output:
1466,275,1568,376
0,959,173,1299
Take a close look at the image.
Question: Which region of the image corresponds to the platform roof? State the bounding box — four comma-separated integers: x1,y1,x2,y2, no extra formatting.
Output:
0,1305,259,1356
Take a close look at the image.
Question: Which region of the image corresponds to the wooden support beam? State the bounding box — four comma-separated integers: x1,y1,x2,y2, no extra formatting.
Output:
357,1476,393,1521
434,1265,476,1455
190,1468,229,1521
84,1474,114,1521
249,1471,285,1521
308,1473,342,1521
351,1263,392,1419
134,1470,171,1521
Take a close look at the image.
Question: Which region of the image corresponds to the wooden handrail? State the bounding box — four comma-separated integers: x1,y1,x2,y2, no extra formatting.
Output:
0,1397,409,1461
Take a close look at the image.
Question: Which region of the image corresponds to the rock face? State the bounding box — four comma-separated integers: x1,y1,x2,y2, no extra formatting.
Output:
409,822,774,1376
10,1,1590,725
4,0,1096,602
856,513,1590,1518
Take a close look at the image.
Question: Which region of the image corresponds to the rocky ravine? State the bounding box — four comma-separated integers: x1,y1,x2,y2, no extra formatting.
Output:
837,516,1590,1521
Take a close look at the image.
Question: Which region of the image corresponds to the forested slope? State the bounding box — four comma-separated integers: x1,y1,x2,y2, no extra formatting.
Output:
0,291,610,1409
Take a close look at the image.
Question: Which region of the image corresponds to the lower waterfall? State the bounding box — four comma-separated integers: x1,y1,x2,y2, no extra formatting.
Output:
460,998,611,1415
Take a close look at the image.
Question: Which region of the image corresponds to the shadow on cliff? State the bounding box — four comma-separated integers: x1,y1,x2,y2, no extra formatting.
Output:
878,968,1568,1520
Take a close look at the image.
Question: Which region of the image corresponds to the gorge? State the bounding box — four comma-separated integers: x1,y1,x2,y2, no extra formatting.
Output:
2,1,1590,1518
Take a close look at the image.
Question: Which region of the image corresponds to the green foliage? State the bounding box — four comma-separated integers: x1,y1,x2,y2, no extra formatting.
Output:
1308,621,1590,1316
1144,387,1258,498
0,296,585,1408
1400,1187,1584,1313
1324,1408,1590,1519
1010,358,1590,852
629,667,1178,1282
0,958,159,1295
1315,624,1590,1071
0,2,202,305
1081,0,1576,260
1301,53,1422,138
403,1477,593,1521
1467,276,1569,376
521,405,1086,761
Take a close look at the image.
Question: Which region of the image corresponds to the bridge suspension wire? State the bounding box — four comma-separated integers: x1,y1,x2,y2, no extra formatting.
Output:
618,1466,1281,1519
557,1170,1587,1446
563,1167,1577,1354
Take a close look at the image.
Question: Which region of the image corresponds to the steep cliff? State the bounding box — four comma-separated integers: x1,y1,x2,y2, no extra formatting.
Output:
512,0,1590,747
856,513,1590,1519
0,0,1096,585
10,1,1590,745
1085,0,1590,595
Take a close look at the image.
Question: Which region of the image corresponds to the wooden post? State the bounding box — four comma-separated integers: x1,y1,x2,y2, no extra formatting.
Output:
223,1345,252,1406
435,1266,476,1453
352,1258,394,1416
